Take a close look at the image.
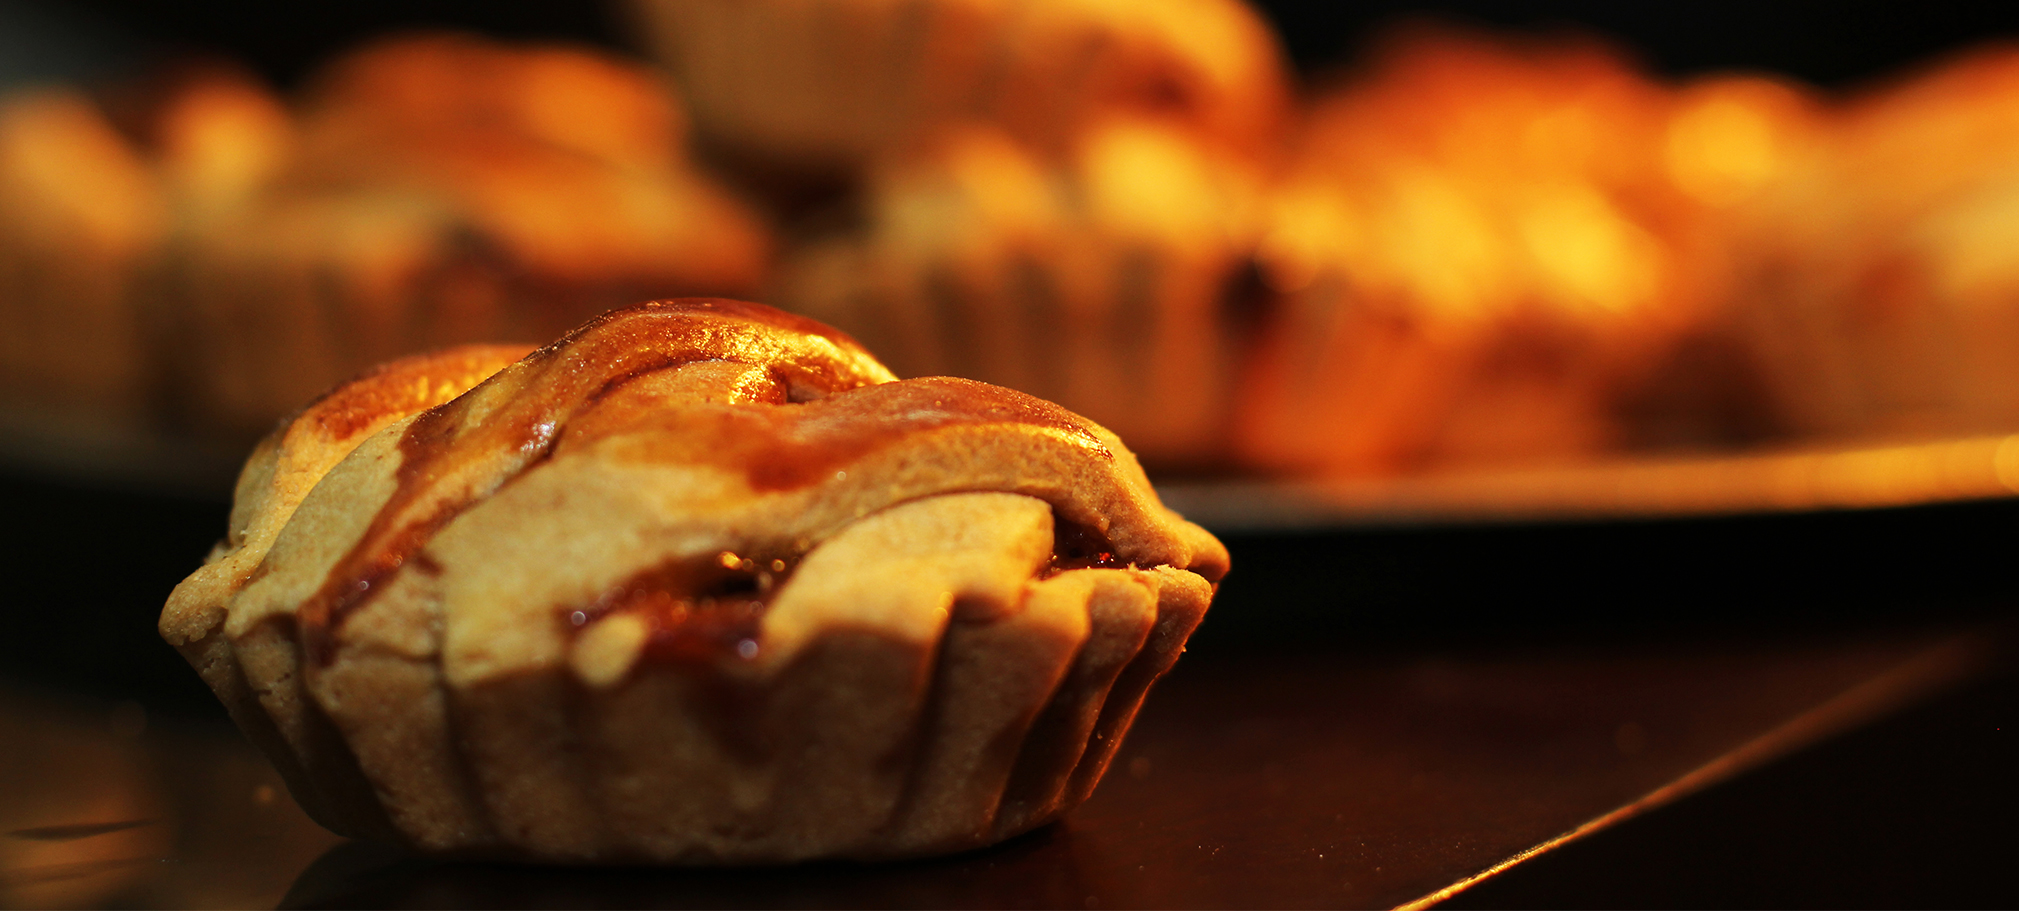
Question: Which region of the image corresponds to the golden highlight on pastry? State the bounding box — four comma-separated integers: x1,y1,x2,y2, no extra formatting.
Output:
166,34,773,435
0,87,165,425
160,299,1226,863
1241,28,1819,474
774,119,1263,467
630,0,1291,172
1732,46,2019,441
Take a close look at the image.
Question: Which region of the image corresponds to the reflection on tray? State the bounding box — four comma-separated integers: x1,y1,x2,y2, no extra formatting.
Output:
1160,434,2019,530
0,690,339,909
3,629,1990,910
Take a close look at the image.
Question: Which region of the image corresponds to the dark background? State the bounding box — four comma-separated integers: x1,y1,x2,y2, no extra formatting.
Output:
8,1,2019,91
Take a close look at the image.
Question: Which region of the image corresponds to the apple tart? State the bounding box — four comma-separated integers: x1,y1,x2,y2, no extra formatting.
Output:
159,298,1227,862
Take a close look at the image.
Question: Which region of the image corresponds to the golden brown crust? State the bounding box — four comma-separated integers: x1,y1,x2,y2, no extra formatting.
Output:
631,0,1292,170
1732,47,2019,439
161,344,532,647
165,34,774,436
773,121,1263,466
0,88,164,420
1239,28,1767,475
162,298,1224,862
158,342,530,840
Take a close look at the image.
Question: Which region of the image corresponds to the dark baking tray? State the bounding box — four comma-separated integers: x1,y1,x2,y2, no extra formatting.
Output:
3,464,2017,908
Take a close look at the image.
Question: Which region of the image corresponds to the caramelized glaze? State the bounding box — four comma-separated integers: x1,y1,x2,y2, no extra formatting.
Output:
573,550,801,666
1046,520,1129,576
301,344,539,441
294,300,892,662
586,375,1114,493
291,299,1124,664
575,515,1126,676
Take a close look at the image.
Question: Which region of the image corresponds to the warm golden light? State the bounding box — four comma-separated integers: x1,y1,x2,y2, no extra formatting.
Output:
7,11,2019,484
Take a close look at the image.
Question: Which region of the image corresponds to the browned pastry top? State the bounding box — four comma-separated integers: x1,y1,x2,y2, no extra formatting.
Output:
167,298,1224,683
290,299,895,658
159,298,1226,861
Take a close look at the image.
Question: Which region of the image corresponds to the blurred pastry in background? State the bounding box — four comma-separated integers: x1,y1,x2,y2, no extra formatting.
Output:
1614,72,1824,450
1239,28,1817,476
145,63,296,225
126,64,298,430
163,34,772,435
1661,75,1824,213
10,8,2013,491
1733,45,2019,442
773,119,1263,467
0,87,165,433
628,0,1292,182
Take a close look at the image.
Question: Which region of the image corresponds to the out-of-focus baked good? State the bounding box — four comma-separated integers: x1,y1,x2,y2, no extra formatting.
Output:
1240,29,1817,475
0,88,165,430
159,299,1226,863
145,64,297,225
773,119,1263,466
1733,46,2019,440
1620,72,1824,449
169,35,772,436
631,0,1283,465
629,0,1291,175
